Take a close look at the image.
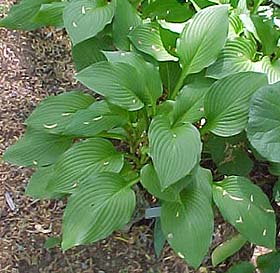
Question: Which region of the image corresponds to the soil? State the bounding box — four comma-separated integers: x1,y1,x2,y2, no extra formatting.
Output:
0,1,278,273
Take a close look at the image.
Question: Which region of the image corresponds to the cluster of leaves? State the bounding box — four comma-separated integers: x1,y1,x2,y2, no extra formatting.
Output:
2,0,280,271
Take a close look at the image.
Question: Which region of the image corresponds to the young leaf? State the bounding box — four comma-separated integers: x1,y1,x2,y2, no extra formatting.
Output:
113,0,142,51
0,0,54,30
44,236,61,250
4,129,72,167
25,91,95,134
176,5,229,75
213,176,276,249
63,0,115,45
226,262,255,273
47,138,124,193
62,172,136,250
148,116,202,190
259,56,280,84
212,234,247,266
76,61,145,111
204,72,268,137
257,250,280,273
129,22,178,62
247,82,280,162
32,2,67,27
154,218,166,258
161,188,214,268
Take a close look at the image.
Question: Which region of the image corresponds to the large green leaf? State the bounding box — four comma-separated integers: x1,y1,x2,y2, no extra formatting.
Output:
25,91,94,134
0,0,55,30
226,262,255,273
4,129,72,167
207,37,257,79
129,22,178,62
103,51,162,108
176,5,229,75
32,2,67,27
161,188,214,268
213,176,276,249
148,116,202,190
212,234,247,266
47,138,124,193
112,0,141,50
257,250,280,273
247,82,280,162
64,101,127,137
62,172,136,250
63,0,115,45
203,72,268,137
76,61,145,111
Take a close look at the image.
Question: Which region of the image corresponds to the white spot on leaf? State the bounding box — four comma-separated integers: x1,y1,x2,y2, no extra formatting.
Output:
83,121,90,125
263,229,267,236
81,5,86,14
167,233,173,239
44,124,57,129
228,194,243,201
103,161,109,166
93,115,103,121
72,21,78,28
178,252,185,259
236,216,243,223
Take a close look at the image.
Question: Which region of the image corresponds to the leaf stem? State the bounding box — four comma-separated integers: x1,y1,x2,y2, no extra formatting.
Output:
97,132,126,141
127,177,140,188
170,65,189,100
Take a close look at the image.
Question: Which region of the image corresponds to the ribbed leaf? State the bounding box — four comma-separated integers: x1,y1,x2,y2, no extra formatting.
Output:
161,188,214,268
207,37,257,79
204,72,268,137
0,0,54,30
64,101,127,137
213,176,276,249
63,0,115,45
62,172,136,250
129,22,178,62
113,0,141,50
212,234,247,266
103,51,162,107
26,91,94,134
47,138,124,193
176,5,229,75
259,57,280,84
228,13,243,37
247,82,280,162
76,61,145,111
4,129,72,167
257,250,280,273
148,116,202,190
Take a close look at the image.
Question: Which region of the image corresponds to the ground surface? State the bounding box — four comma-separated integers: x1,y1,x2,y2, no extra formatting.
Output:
0,1,275,272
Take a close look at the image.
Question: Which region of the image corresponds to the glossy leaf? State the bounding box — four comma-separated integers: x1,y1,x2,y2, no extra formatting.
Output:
47,138,124,193
204,72,268,137
129,22,178,62
148,116,202,190
257,250,280,273
161,188,214,268
63,0,115,45
213,176,276,249
226,262,255,273
176,5,229,75
4,129,72,167
62,172,136,250
247,82,280,162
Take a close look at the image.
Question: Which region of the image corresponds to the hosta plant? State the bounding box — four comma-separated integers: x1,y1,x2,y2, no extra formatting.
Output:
2,0,280,270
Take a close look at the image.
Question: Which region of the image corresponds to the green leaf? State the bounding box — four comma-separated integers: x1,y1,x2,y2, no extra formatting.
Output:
63,0,115,45
176,5,229,75
206,37,258,79
204,72,268,137
228,13,243,37
161,188,214,268
148,116,202,190
32,2,67,27
212,234,247,266
257,251,280,273
273,179,280,203
44,236,61,250
154,218,166,258
76,61,145,111
226,262,255,273
259,57,280,84
172,76,214,125
4,129,72,167
112,0,141,50
129,22,178,62
247,82,280,162
213,176,276,249
269,163,280,176
103,51,163,108
64,101,127,137
47,138,124,193
142,0,195,23
62,172,136,250
26,91,94,134
0,0,55,30
26,166,64,199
